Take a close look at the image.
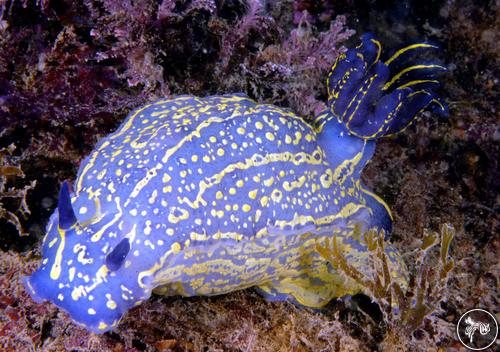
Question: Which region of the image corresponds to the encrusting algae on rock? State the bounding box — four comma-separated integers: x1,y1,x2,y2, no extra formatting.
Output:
24,34,447,333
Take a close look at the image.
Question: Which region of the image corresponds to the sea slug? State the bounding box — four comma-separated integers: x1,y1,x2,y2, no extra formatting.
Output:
25,34,446,333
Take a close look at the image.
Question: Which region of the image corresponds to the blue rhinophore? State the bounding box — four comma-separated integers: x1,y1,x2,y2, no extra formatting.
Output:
25,35,446,333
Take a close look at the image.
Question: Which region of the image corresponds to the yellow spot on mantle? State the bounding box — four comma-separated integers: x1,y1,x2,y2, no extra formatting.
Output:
168,207,190,224
171,242,181,253
263,177,274,187
107,300,117,310
48,237,58,248
260,196,269,207
248,189,257,199
162,173,171,183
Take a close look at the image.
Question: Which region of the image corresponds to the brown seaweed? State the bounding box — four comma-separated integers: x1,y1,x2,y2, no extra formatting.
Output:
317,224,456,349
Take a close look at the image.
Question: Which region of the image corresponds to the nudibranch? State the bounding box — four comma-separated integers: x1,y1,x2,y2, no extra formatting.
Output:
25,34,446,333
